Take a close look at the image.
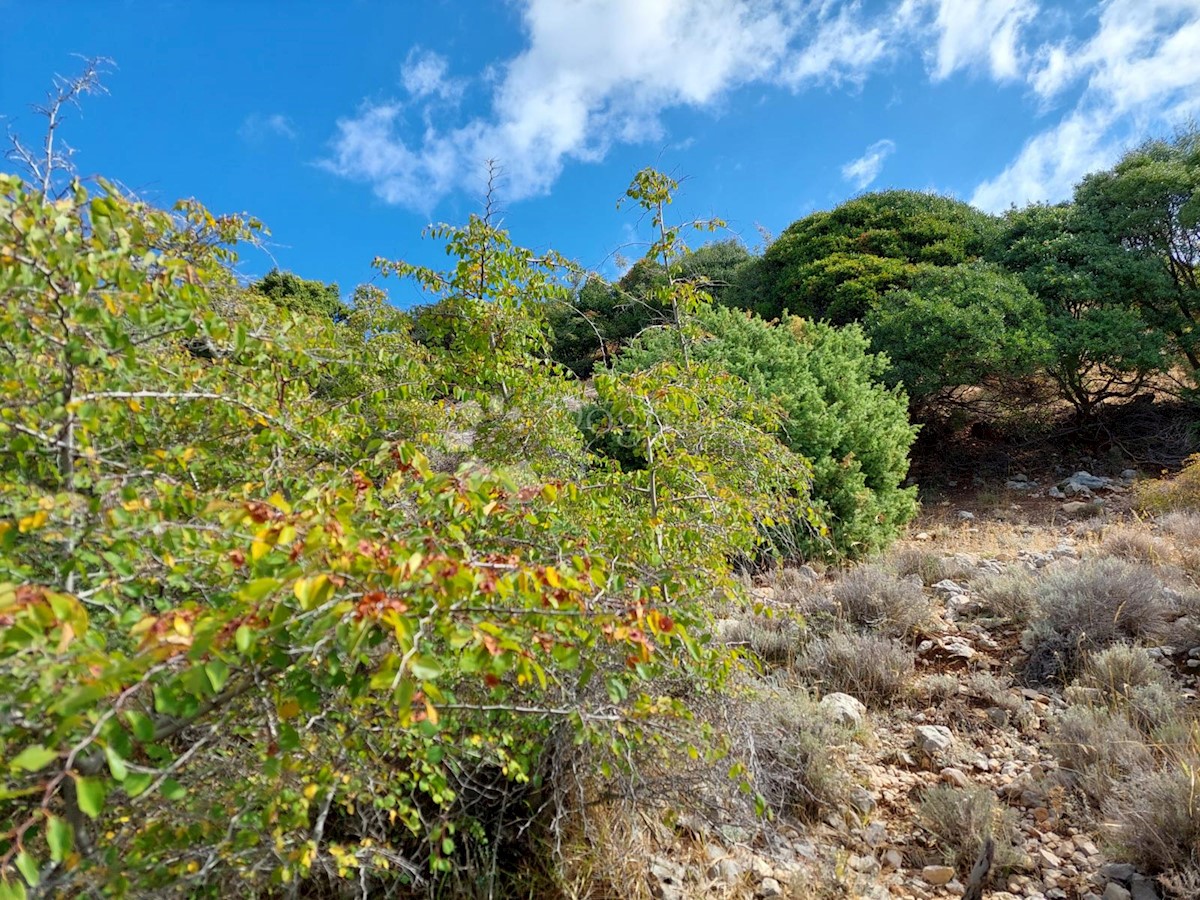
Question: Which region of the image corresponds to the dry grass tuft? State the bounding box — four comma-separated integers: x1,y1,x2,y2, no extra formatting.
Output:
829,564,933,637
798,630,914,706
975,570,1039,622
742,690,855,823
1047,704,1154,809
916,784,1023,875
1109,752,1200,898
722,613,804,667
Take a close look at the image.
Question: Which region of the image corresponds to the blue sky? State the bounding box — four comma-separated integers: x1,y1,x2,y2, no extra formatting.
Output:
3,1,1199,306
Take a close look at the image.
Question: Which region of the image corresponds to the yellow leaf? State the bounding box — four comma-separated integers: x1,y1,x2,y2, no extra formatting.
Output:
544,567,561,588
173,616,192,638
303,784,318,800
250,535,270,562
293,574,333,611
278,699,301,719
18,510,49,532
128,399,142,412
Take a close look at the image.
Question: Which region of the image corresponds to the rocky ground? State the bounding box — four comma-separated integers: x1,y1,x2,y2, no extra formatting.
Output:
631,466,1200,900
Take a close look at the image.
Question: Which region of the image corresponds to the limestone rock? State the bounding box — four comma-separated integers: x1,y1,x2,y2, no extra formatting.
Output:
914,724,954,756
820,692,867,727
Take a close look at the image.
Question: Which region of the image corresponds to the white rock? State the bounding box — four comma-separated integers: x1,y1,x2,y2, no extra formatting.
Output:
914,725,954,755
933,579,968,596
820,692,866,727
758,876,783,898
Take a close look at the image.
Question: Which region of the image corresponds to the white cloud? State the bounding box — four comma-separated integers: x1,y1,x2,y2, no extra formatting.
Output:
903,0,1038,81
401,48,463,102
972,0,1200,211
322,0,1200,214
322,0,900,210
842,139,896,189
238,112,296,143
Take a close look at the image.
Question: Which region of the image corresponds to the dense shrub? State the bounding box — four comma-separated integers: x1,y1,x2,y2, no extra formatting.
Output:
1023,559,1171,683
754,190,1000,324
990,203,1169,418
618,304,919,559
865,262,1051,409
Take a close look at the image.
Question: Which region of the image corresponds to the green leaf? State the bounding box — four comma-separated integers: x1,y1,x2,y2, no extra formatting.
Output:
74,776,107,819
14,851,38,887
235,624,253,654
124,710,155,743
104,746,128,782
9,745,57,773
160,778,186,801
409,655,442,681
46,814,72,862
0,877,28,900
205,659,231,693
123,773,154,798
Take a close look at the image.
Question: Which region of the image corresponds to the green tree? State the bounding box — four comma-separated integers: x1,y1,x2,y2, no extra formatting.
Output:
865,263,1051,410
754,190,1001,323
617,305,918,560
992,203,1169,417
250,268,347,321
544,274,662,378
1074,127,1200,378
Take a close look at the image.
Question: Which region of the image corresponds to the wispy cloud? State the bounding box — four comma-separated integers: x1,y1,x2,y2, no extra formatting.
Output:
901,0,1038,81
842,139,896,189
239,112,296,143
971,0,1200,211
320,0,1200,214
321,0,898,210
401,48,463,103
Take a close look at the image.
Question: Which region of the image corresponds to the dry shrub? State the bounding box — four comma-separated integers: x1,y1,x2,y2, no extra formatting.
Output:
799,630,913,706
912,673,961,704
1159,511,1200,578
1048,705,1154,809
830,564,933,637
722,613,804,667
975,570,1039,622
1135,453,1200,513
1096,525,1173,566
1024,559,1171,683
1109,757,1200,898
1079,645,1165,696
1075,646,1178,733
916,784,1023,875
742,691,853,822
